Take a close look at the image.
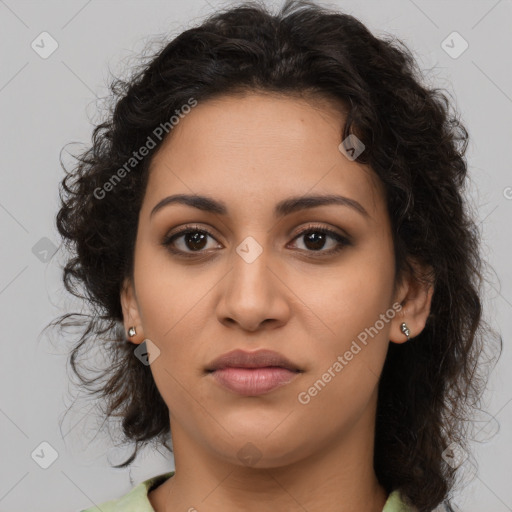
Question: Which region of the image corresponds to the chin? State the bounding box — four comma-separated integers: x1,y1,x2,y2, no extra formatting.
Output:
207,428,307,469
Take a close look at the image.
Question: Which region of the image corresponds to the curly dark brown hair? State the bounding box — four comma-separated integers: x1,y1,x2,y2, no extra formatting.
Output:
49,1,502,510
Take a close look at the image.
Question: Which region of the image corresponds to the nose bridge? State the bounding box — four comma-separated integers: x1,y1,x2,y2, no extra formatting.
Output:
216,232,289,330
229,233,272,300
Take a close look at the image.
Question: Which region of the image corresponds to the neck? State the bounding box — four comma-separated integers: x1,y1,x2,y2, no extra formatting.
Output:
149,392,388,512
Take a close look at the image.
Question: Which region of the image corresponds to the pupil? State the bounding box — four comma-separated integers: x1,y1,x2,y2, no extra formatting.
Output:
305,232,325,250
186,232,207,250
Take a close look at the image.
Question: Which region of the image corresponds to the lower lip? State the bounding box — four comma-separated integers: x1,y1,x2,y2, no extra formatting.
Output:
209,367,299,395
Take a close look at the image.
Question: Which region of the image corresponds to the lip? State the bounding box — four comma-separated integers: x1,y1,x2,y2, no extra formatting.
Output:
209,367,300,395
205,349,302,396
206,348,301,372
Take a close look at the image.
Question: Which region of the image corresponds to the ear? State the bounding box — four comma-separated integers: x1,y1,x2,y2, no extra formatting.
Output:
120,276,145,344
389,259,434,344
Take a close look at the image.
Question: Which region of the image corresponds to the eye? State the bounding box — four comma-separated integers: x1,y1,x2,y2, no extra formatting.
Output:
161,225,222,256
161,223,351,258
288,224,351,255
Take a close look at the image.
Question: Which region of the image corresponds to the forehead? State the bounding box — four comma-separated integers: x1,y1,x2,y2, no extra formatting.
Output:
144,92,385,221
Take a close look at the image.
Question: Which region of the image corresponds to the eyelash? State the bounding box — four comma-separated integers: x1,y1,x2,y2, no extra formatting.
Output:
161,223,351,259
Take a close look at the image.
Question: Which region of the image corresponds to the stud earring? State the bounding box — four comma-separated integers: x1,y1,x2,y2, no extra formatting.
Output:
400,322,410,341
128,326,137,337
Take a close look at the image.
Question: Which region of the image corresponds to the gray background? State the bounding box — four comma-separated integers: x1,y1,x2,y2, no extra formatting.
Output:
0,0,511,511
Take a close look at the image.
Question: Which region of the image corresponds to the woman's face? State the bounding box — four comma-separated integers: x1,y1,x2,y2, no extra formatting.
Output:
121,92,427,468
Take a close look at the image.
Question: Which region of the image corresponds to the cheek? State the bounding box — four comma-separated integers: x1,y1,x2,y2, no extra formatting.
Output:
131,245,210,403
287,243,395,394
293,277,392,433
290,247,395,341
133,239,210,337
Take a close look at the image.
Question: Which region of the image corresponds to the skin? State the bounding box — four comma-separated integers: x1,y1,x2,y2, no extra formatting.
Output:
120,91,434,512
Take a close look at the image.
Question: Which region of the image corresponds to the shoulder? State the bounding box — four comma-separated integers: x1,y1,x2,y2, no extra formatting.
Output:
383,489,418,512
79,471,174,512
383,489,456,512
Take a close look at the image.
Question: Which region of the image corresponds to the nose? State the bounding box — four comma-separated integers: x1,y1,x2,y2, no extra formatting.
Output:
215,242,291,332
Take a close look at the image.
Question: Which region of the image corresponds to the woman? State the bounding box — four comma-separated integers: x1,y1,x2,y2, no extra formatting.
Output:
53,1,500,510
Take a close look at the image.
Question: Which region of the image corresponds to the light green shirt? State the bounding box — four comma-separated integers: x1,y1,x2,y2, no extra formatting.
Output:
80,471,418,511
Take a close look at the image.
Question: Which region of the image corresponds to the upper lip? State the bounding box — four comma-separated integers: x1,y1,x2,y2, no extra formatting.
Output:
206,349,302,372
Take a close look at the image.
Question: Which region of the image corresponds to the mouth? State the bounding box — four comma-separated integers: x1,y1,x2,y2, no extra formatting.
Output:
205,349,303,396
207,367,301,396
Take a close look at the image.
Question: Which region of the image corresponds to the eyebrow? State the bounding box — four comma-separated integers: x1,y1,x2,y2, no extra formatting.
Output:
150,193,369,219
